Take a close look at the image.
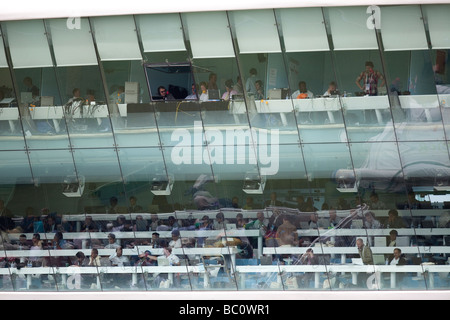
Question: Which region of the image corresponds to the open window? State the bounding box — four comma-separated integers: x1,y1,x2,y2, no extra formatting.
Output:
144,62,196,101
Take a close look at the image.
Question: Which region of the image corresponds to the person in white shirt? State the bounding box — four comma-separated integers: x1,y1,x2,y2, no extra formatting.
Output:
169,229,182,249
109,246,130,266
388,248,406,266
185,84,198,100
164,247,180,266
199,82,209,102
323,81,338,97
291,81,314,99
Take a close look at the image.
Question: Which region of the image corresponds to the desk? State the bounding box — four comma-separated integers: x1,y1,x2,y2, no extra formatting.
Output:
0,246,240,271
0,108,20,132
294,97,341,124
236,264,450,289
0,265,209,289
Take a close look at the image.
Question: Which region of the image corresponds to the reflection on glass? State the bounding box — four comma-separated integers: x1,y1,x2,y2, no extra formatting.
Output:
0,5,449,293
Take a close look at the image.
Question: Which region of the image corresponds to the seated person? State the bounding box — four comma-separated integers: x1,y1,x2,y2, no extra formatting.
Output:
323,81,338,97
222,79,237,101
185,84,198,100
156,86,175,101
109,246,130,266
290,81,314,99
388,248,407,266
199,82,208,102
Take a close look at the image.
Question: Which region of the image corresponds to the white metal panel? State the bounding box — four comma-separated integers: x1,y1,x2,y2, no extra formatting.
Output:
137,14,186,53
184,11,235,59
5,20,53,68
92,15,141,61
48,18,97,66
232,10,281,54
278,8,329,52
422,4,450,49
328,6,378,50
1,1,450,22
0,34,8,67
380,5,428,51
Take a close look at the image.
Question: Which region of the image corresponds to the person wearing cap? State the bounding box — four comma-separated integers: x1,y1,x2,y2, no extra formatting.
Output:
136,250,157,266
169,229,182,249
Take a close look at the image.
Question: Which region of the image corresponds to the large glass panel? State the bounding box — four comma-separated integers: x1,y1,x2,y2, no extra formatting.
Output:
2,7,450,293
396,141,450,288
47,18,97,67
284,51,345,143
229,10,300,145
182,11,241,130
91,16,141,62
277,8,345,145
3,20,52,69
424,5,450,144
381,6,446,142
326,6,396,143
0,67,24,150
103,60,156,147
136,14,186,55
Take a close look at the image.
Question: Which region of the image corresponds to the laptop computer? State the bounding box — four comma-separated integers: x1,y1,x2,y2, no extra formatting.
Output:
372,254,386,265
260,256,273,265
21,92,33,104
226,223,237,230
157,256,170,266
396,236,410,247
40,96,54,106
207,89,220,100
374,237,387,247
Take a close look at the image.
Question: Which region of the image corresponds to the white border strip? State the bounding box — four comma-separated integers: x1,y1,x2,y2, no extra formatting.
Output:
1,290,450,300
0,0,449,22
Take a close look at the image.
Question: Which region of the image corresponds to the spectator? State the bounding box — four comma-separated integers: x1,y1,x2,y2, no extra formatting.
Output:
388,248,407,266
356,238,373,265
364,211,382,229
276,216,298,247
88,248,102,267
265,192,282,207
387,209,406,228
169,229,182,249
73,251,88,267
213,212,229,230
387,229,398,247
105,233,121,249
369,193,386,210
133,215,148,232
109,246,130,266
128,196,143,213
164,247,180,266
81,216,99,232
107,196,119,214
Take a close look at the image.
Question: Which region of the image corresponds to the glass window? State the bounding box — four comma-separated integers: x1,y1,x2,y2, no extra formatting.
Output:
136,14,186,54
380,6,428,51
231,10,282,54
278,8,329,53
3,20,53,68
47,18,97,67
327,6,378,51
423,5,450,50
92,16,141,61
183,12,234,59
